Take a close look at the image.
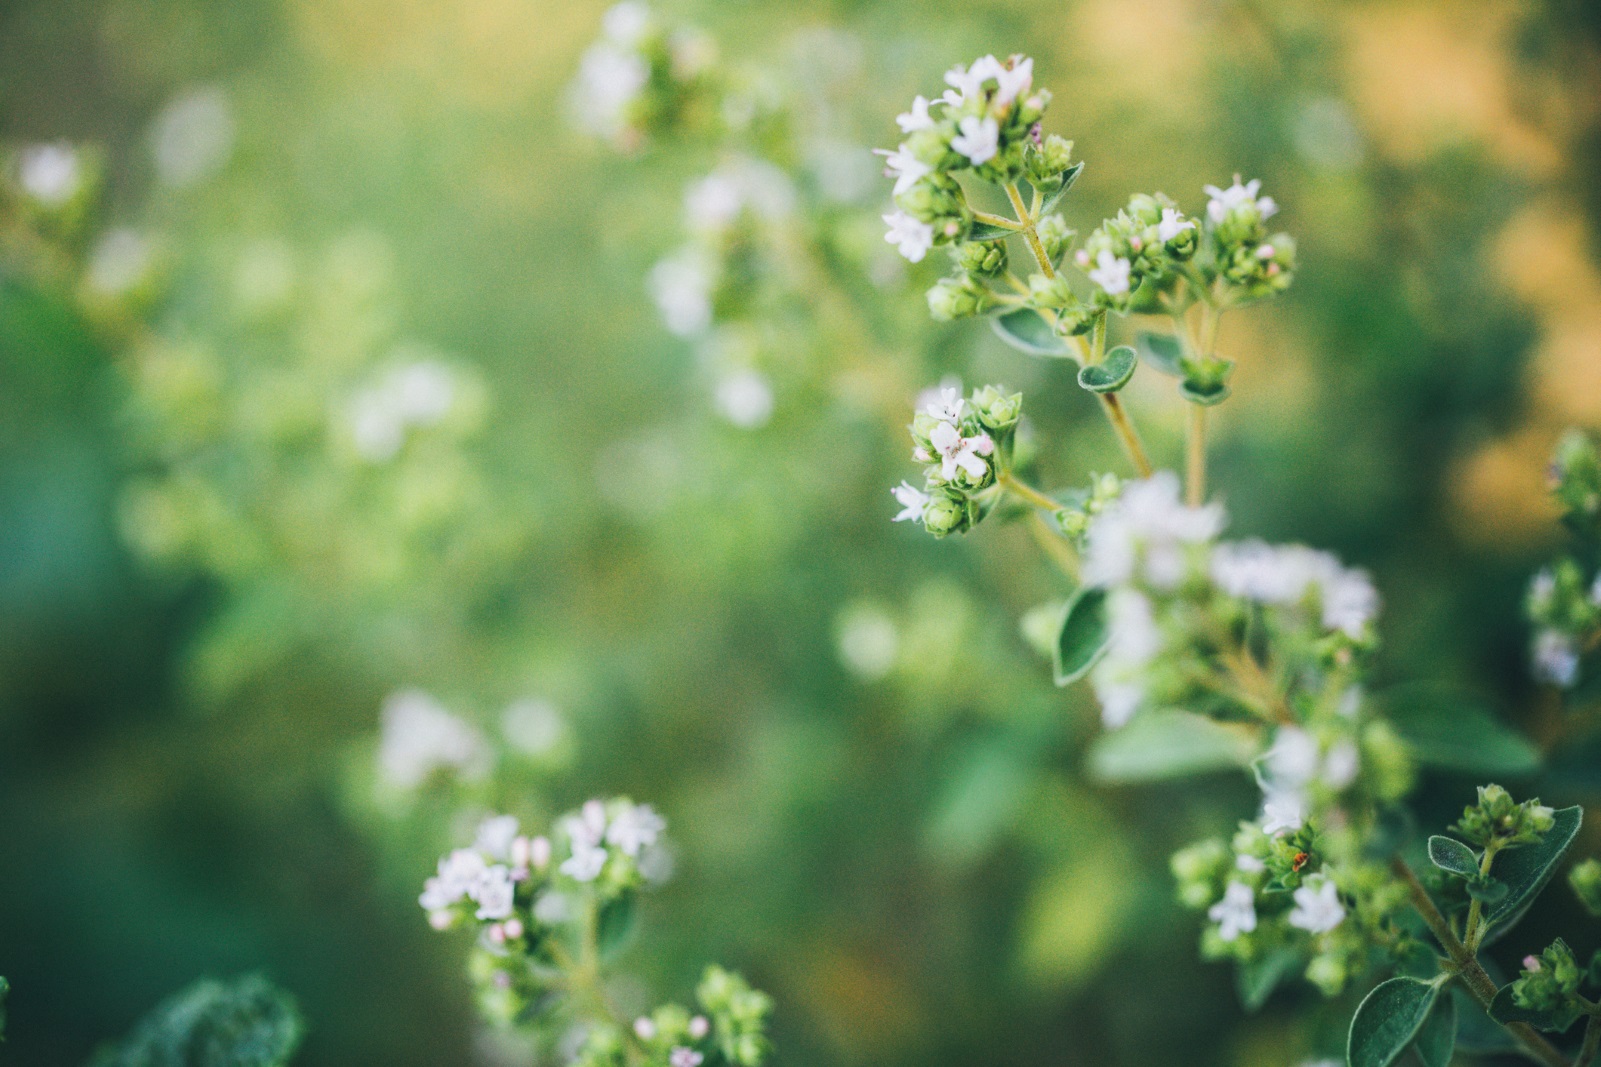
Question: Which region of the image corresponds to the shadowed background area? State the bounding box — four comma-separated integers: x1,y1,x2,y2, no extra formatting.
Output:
2,0,1601,1064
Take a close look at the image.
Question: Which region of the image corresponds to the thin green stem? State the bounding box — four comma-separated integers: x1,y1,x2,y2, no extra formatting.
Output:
1579,1014,1601,1067
1027,511,1081,581
1000,473,1061,513
973,209,1027,232
1186,404,1207,507
1390,857,1572,1067
1463,842,1501,953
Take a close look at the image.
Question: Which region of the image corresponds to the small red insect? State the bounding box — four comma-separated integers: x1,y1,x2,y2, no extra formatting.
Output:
1291,851,1311,873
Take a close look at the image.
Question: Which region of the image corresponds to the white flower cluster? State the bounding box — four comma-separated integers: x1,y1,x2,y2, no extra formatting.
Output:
911,387,994,484
420,814,549,930
1257,723,1360,835
559,798,668,882
1204,176,1278,225
684,157,795,235
1526,567,1601,688
16,142,83,207
377,689,491,790
569,3,656,145
1211,540,1378,639
344,359,460,462
649,249,716,338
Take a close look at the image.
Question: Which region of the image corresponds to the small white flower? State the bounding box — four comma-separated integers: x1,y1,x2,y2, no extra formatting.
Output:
923,386,965,423
1534,629,1581,688
1087,251,1131,296
993,57,1033,105
602,1,652,46
18,143,82,206
951,116,999,166
1288,874,1345,934
878,144,931,196
570,44,649,140
1321,740,1360,790
1265,727,1320,788
1204,176,1278,224
378,690,491,789
420,847,490,910
714,370,774,429
1081,472,1224,589
648,249,715,337
607,803,667,856
882,210,934,263
561,842,608,882
942,58,991,105
472,865,517,920
1090,677,1144,729
896,95,937,133
1235,853,1266,873
670,1048,704,1067
474,815,521,861
1157,208,1194,244
892,481,930,523
1208,881,1257,942
635,1018,658,1041
1261,790,1306,835
928,420,992,482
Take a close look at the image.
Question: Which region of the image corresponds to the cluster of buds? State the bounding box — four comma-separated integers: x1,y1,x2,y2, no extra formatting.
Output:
878,54,1055,264
1551,429,1601,536
567,2,718,152
891,384,1021,537
1506,939,1595,1034
1450,784,1556,851
575,967,773,1067
1050,472,1122,541
1527,431,1601,690
420,800,670,1024
1201,177,1296,303
1073,193,1197,314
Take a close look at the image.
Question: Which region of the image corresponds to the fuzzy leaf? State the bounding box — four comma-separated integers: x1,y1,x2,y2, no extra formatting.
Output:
1426,836,1479,879
1487,982,1584,1034
1053,585,1108,686
1411,993,1456,1067
1483,805,1583,933
1077,345,1137,394
1347,977,1440,1067
88,974,302,1067
1087,710,1255,783
991,309,1073,358
967,221,1017,241
1037,161,1085,216
1452,986,1518,1053
1382,688,1541,775
1136,332,1185,377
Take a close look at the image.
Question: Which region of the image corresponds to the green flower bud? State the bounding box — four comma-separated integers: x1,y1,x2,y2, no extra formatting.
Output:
1035,214,1074,263
922,488,972,538
1569,858,1601,916
904,127,955,166
926,276,991,321
1171,838,1229,910
1024,134,1075,187
1452,784,1556,850
895,174,966,225
954,240,1007,277
970,384,1023,431
1304,951,1349,997
1053,305,1096,336
1028,272,1073,309
1552,429,1601,533
1513,939,1583,1013
1126,193,1165,227
1360,720,1414,803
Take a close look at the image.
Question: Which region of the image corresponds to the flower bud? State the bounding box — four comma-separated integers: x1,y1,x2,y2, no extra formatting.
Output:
1170,838,1228,910
530,835,552,870
635,1017,659,1040
926,276,991,322
1453,784,1556,849
954,240,1007,277
969,385,1022,431
503,918,524,939
1304,952,1348,996
688,1015,710,1039
1024,134,1075,187
1569,858,1601,917
1552,429,1601,531
894,174,966,226
1035,214,1074,263
1027,272,1073,309
1513,939,1582,1013
922,489,971,538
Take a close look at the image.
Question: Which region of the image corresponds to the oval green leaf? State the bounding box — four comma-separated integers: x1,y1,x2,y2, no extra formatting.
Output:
1053,585,1108,686
597,893,639,961
1136,331,1186,377
1483,805,1583,933
1488,980,1584,1034
967,221,1017,241
1180,378,1231,406
1411,993,1456,1067
1426,836,1479,879
1077,345,1137,394
1037,161,1085,216
1347,977,1441,1067
1087,710,1256,783
992,309,1073,358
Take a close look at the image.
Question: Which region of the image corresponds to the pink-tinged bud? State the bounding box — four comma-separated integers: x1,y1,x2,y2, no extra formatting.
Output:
531,835,552,869
488,923,506,944
1257,244,1275,259
503,918,524,939
687,1015,710,1039
913,447,930,462
942,221,961,238
1524,955,1542,972
1266,263,1281,276
511,835,532,868
428,909,454,930
971,433,994,456
1129,236,1143,252
1075,250,1091,267
511,867,530,882
635,1017,658,1040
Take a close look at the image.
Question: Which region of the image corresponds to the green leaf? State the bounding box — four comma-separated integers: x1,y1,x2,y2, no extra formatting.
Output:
1179,378,1231,406
1487,981,1584,1034
597,893,639,961
88,974,302,1067
1136,332,1185,377
1483,805,1583,933
967,221,1017,241
1426,836,1479,879
1052,585,1108,686
1235,947,1299,1012
1411,992,1456,1067
1452,987,1518,1053
1087,710,1256,783
1381,687,1542,775
1465,878,1508,904
991,309,1073,358
1077,345,1137,394
1347,977,1441,1067
1037,161,1085,216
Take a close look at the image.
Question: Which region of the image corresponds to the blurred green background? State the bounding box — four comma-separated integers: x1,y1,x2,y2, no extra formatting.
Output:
3,0,1601,1064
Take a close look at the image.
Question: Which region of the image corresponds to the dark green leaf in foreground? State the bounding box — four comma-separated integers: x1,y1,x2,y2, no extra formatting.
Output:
1484,805,1583,933
1347,976,1440,1067
1411,992,1456,1067
1053,585,1108,685
992,309,1073,357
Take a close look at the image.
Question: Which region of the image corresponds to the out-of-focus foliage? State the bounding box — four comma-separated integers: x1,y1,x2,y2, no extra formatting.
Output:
87,975,302,1067
2,1,1601,1066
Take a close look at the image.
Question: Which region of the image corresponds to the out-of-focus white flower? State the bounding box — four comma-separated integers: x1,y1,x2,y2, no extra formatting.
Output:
378,689,491,789
1157,209,1194,244
685,157,795,233
714,370,774,429
149,86,235,188
570,43,650,141
18,142,82,206
993,57,1033,104
1082,472,1224,589
942,55,1002,105
86,228,156,297
1208,881,1257,941
420,847,489,910
345,359,459,462
502,699,566,756
472,865,517,920
951,116,999,166
891,482,929,523
1210,539,1377,638
1204,176,1278,224
878,144,931,197
561,842,608,882
896,95,936,133
1534,629,1581,688
1288,874,1345,934
1090,678,1144,730
475,815,521,861
1235,853,1266,873
606,802,667,856
648,248,715,337
635,1018,658,1041
1261,790,1306,835
1087,251,1131,296
670,1048,704,1067
601,1,652,46
836,603,899,679
883,210,934,263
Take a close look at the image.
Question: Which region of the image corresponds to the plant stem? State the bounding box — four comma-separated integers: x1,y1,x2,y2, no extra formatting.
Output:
973,209,1026,232
1000,473,1062,513
1186,403,1207,506
1578,1014,1601,1067
1027,511,1081,581
1390,856,1572,1067
1463,841,1501,953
